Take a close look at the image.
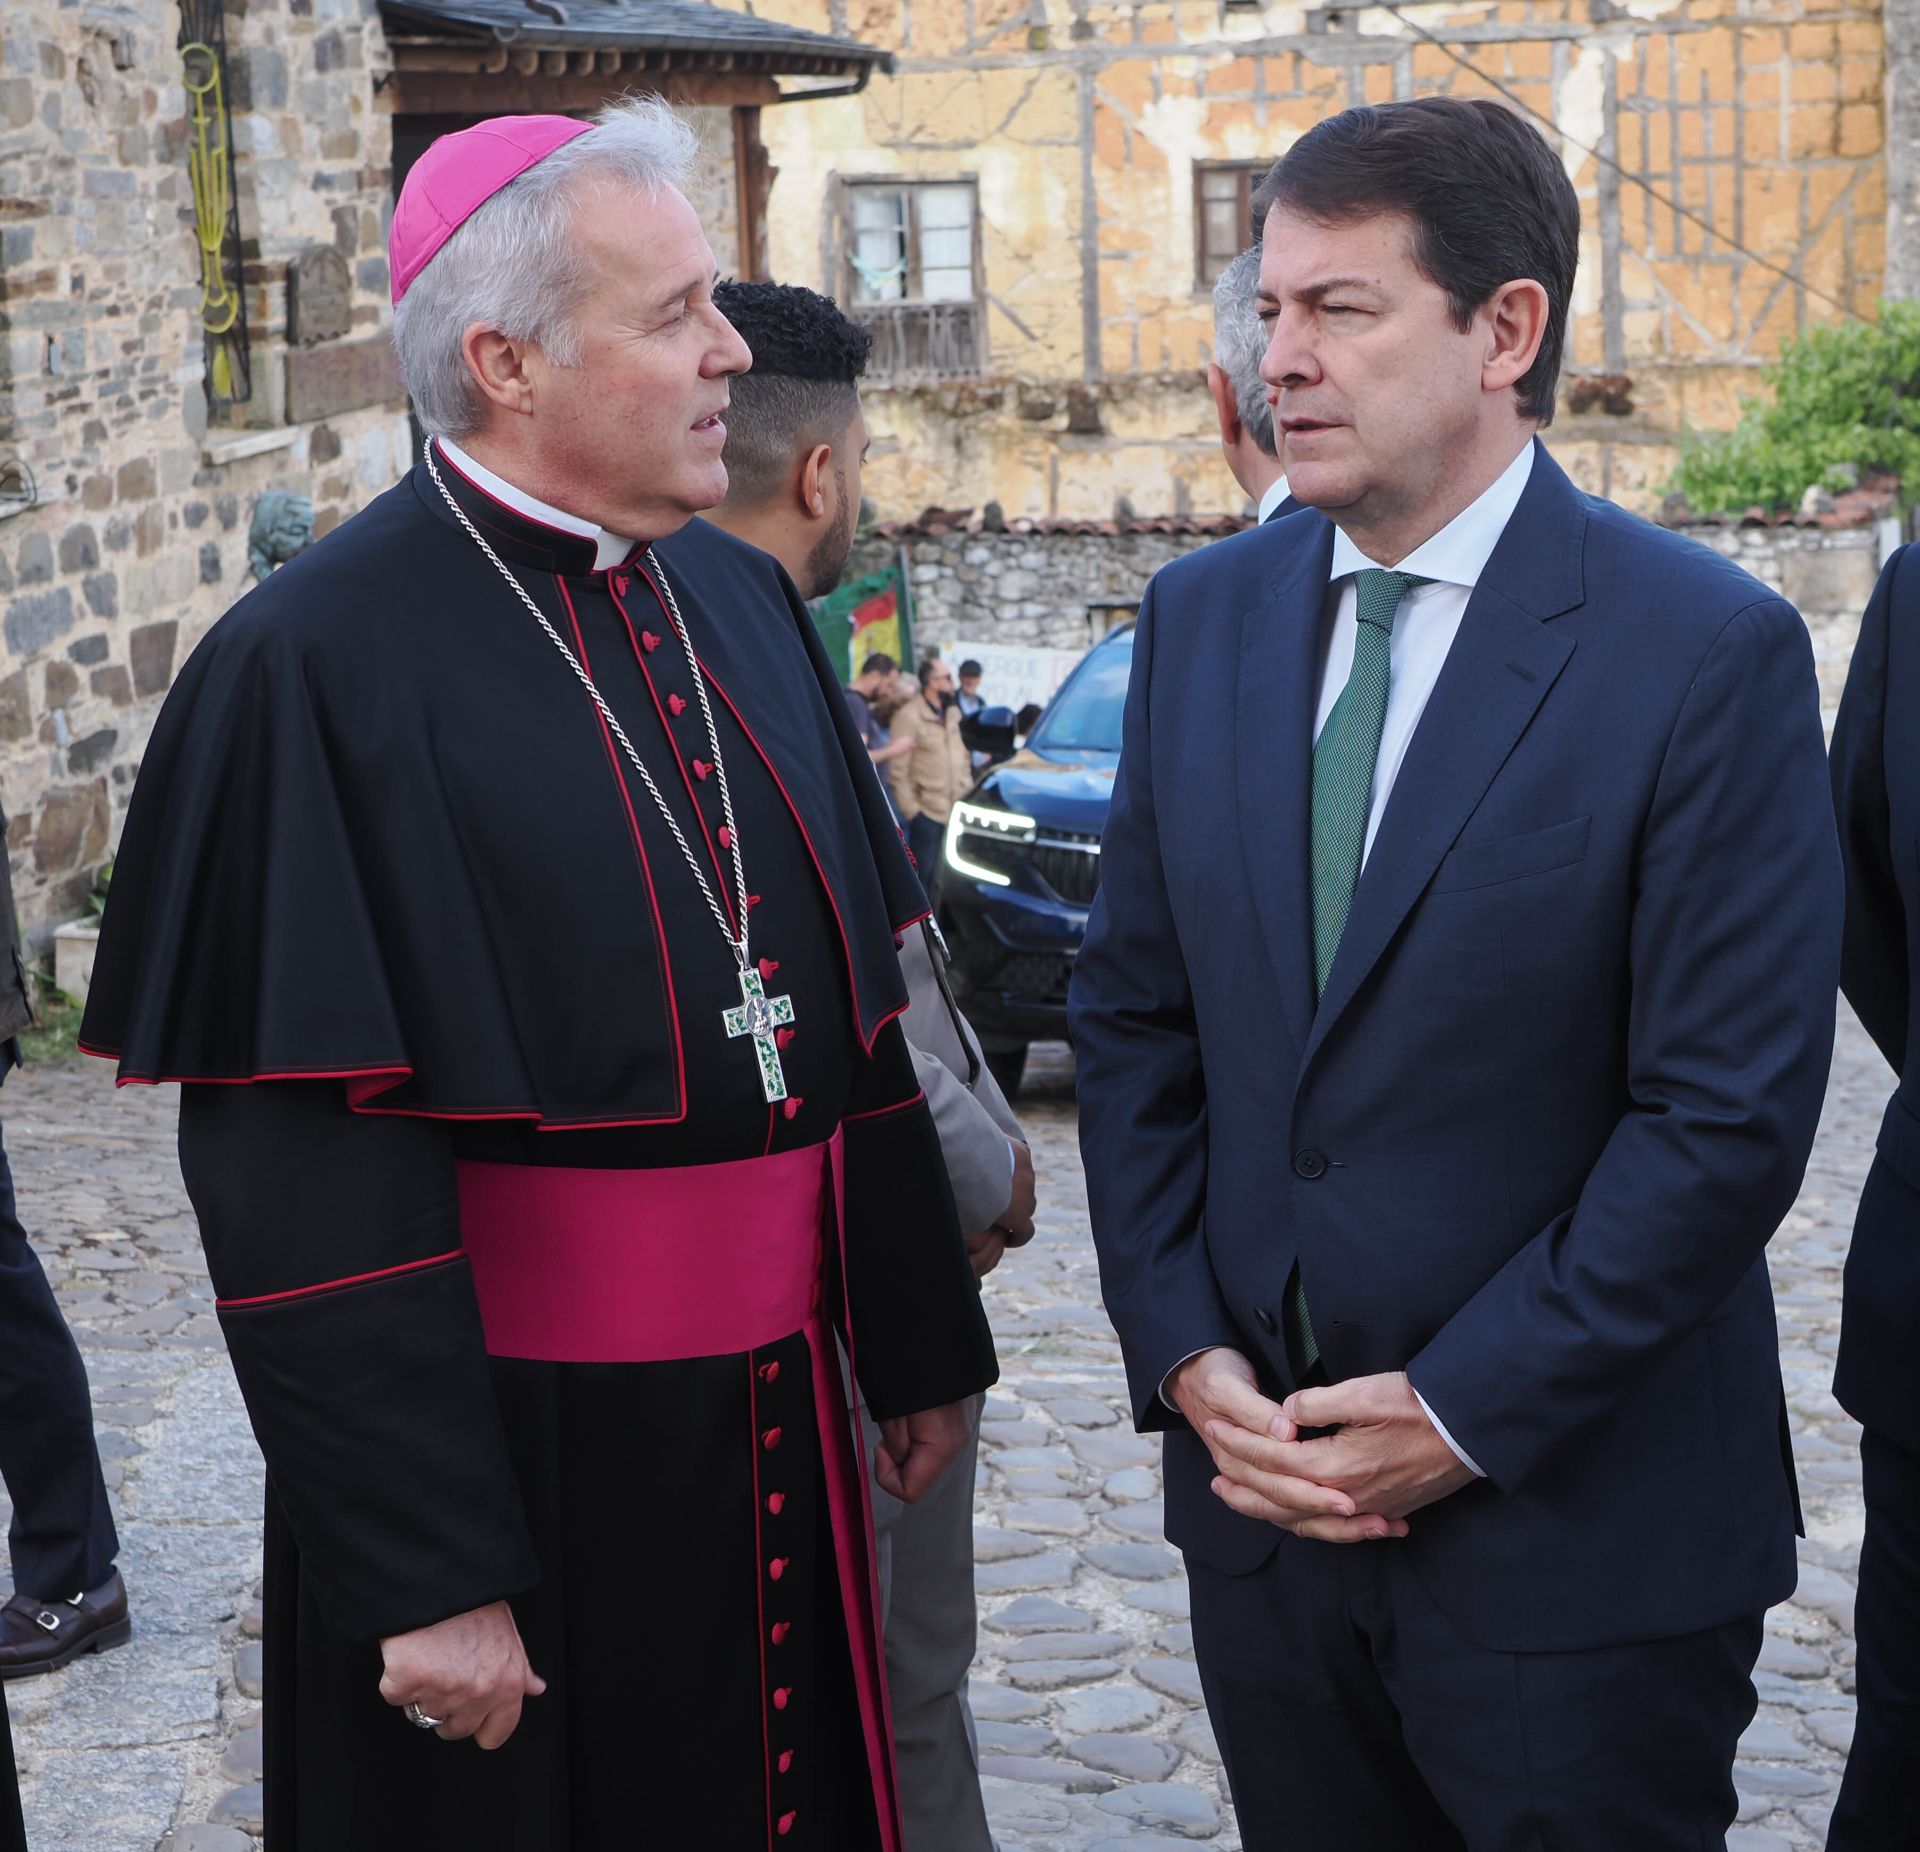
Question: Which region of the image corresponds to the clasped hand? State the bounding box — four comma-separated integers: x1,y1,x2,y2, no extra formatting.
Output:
1168,1349,1475,1543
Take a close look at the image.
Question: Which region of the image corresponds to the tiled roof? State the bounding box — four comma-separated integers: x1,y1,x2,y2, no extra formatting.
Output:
379,0,890,72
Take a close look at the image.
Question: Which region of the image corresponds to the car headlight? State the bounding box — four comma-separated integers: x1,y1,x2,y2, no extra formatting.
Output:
944,798,1038,888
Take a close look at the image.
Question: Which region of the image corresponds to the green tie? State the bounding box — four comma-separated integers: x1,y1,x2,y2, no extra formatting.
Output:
1292,567,1429,1375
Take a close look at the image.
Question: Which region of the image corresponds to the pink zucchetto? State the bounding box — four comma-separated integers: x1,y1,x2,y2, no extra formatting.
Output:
389,114,594,304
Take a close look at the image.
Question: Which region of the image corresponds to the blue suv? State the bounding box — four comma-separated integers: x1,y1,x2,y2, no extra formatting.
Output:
932,624,1132,1096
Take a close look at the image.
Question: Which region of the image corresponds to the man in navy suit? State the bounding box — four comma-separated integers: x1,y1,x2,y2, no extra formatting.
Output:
1071,97,1841,1846
1827,545,1920,1849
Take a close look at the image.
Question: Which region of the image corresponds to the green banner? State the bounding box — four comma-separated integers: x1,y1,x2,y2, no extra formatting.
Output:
810,553,915,683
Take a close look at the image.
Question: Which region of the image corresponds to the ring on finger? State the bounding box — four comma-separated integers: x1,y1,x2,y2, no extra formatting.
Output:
404,1702,447,1731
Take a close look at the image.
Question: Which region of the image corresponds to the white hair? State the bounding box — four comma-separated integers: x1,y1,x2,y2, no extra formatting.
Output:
1211,245,1277,460
393,93,700,439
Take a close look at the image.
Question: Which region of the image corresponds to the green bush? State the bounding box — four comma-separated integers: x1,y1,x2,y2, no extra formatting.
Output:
1670,300,1920,516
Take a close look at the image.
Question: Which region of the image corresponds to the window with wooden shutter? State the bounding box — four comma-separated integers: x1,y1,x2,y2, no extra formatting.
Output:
842,180,984,381
1194,162,1268,288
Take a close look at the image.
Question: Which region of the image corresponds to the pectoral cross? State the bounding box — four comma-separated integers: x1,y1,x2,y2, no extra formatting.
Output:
723,965,796,1103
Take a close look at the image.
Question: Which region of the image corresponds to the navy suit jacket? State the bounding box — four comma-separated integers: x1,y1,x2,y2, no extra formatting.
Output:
1831,543,1920,1453
1070,442,1842,1652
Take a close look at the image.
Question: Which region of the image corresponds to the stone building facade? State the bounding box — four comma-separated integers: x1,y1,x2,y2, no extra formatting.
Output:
740,0,1902,522
0,0,884,948
0,0,413,944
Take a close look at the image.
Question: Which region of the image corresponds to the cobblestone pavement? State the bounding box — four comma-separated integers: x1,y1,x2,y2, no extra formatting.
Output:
0,1012,1890,1851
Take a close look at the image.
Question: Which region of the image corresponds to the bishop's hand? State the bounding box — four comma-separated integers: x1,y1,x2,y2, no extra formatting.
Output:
874,1399,973,1504
379,1600,546,1750
1168,1347,1410,1544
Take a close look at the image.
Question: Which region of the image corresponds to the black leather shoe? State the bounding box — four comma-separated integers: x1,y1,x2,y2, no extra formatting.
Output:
0,1571,131,1679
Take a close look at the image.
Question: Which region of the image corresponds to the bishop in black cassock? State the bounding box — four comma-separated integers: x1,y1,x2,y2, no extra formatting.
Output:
80,101,995,1851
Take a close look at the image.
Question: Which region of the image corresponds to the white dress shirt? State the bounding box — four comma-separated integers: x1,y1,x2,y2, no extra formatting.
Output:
1257,475,1293,523
438,439,638,572
1163,443,1537,1476
1315,442,1534,860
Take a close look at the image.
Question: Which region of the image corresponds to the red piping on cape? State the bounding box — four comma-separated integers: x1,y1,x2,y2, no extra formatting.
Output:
556,576,690,1127
430,442,644,569
842,1088,929,1125
603,575,741,940
634,566,921,1058
216,1248,466,1310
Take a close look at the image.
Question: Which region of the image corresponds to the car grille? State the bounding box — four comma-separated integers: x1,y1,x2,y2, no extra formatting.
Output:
1030,832,1102,906
997,952,1074,1002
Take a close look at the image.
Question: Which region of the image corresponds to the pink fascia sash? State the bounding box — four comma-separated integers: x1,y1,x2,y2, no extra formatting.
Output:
455,1132,904,1851
456,1139,832,1364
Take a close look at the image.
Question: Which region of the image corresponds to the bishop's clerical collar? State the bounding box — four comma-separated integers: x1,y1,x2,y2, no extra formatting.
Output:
437,438,639,573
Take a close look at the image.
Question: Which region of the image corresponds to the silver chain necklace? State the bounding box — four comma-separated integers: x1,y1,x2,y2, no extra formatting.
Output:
426,446,797,1103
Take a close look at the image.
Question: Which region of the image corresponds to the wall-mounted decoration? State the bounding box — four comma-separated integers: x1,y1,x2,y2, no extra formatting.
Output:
0,458,35,517
248,491,315,581
288,247,352,349
180,0,251,406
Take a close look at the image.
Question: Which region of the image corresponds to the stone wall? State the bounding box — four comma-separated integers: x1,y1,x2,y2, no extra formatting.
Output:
0,0,411,947
852,520,1231,656
854,510,1889,722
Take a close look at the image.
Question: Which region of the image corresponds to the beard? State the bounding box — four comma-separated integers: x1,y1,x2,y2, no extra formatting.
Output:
800,463,857,600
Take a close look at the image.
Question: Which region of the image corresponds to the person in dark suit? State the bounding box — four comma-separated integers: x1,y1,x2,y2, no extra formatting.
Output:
1070,96,1841,1848
1827,544,1920,1849
1207,245,1297,524
0,1688,21,1852
0,814,126,1683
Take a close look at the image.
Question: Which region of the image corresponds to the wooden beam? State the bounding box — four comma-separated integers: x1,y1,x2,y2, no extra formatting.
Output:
387,67,782,115
732,104,776,283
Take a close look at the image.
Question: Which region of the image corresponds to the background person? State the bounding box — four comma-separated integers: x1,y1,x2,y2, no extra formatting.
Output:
0,803,126,1686
709,276,1037,1852
1072,96,1840,1847
1208,245,1296,524
846,652,913,773
1826,543,1920,1849
889,657,972,879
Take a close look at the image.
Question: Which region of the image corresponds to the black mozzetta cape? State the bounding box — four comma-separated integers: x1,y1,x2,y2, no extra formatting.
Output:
83,460,926,1117
82,455,997,1662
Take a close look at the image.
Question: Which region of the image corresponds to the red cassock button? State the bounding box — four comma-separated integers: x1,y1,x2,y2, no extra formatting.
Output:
768,1557,789,1581
641,630,661,653
770,1621,790,1644
613,573,630,597
777,1749,794,1774
758,956,780,981
783,1098,803,1121
761,1427,782,1450
693,758,712,780
778,1812,797,1835
767,1492,786,1516
773,1687,792,1710
759,1361,781,1384
748,893,762,909
669,693,688,716
718,827,734,848
775,1028,796,1050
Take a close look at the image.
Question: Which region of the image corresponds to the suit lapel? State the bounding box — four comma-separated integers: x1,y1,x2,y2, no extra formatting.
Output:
1302,444,1587,1070
1236,514,1335,1056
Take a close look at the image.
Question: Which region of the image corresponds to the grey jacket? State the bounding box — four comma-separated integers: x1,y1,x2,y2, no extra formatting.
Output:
897,922,1024,1235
